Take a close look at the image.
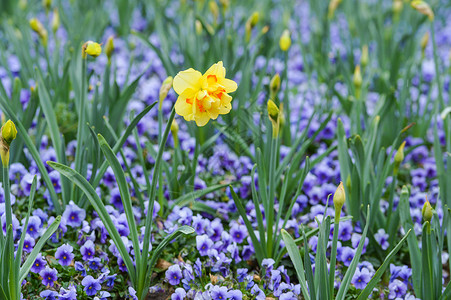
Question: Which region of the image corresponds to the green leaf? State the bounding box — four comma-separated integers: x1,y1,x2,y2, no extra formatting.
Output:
357,229,411,299
336,206,371,300
0,95,62,214
230,185,265,264
97,134,142,268
281,229,310,300
35,67,70,207
47,161,136,285
143,226,194,299
90,103,157,190
170,183,230,209
19,216,61,283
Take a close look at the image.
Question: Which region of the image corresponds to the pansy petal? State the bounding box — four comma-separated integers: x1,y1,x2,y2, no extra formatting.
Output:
173,68,203,95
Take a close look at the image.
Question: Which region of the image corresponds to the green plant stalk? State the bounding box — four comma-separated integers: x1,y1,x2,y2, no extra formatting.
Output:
430,23,444,110
2,165,12,233
132,128,150,213
138,108,176,299
266,136,277,257
329,208,341,297
385,172,398,236
422,221,434,300
282,51,291,146
158,108,165,215
97,134,142,273
72,56,87,202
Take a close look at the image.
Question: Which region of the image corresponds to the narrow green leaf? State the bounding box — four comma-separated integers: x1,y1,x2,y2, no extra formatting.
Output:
97,134,142,266
47,161,136,285
281,229,310,300
19,216,61,283
357,229,411,300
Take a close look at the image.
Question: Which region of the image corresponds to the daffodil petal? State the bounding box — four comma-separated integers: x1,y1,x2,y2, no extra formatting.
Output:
204,61,226,78
175,96,193,118
173,68,203,95
195,113,211,127
219,78,237,93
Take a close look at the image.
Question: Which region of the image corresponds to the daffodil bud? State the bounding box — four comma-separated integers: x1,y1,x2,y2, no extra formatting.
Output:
219,0,229,10
270,73,280,100
52,8,59,34
279,30,291,52
262,26,269,35
420,31,429,58
393,0,403,20
411,0,434,21
422,199,433,223
328,0,342,19
278,103,285,130
1,120,17,145
171,119,179,147
361,45,368,68
29,18,48,46
0,120,17,167
394,141,406,164
42,0,51,13
105,36,114,62
19,0,27,10
209,0,219,23
159,76,173,110
353,65,362,98
249,12,259,27
82,41,102,59
394,141,406,175
267,100,280,138
333,182,346,211
195,20,203,35
245,12,259,43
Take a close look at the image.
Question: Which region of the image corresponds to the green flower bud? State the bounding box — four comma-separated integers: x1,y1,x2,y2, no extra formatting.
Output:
0,120,17,167
171,119,179,147
52,8,60,34
394,141,406,165
420,31,429,58
159,76,173,110
195,20,203,35
29,18,48,46
267,100,280,138
333,182,346,211
411,0,434,21
422,199,433,223
361,45,368,68
270,73,281,100
105,36,114,62
1,120,17,145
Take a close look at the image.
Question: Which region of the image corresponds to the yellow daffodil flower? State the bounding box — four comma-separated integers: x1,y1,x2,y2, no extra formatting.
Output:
173,61,237,127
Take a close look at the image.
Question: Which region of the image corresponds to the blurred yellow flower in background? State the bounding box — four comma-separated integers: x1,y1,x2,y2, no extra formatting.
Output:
173,61,237,126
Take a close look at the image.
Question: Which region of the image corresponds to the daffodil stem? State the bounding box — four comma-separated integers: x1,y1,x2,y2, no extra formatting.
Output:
158,108,164,216
139,107,176,300
266,136,277,257
72,57,87,202
282,51,291,146
329,208,341,297
3,164,12,231
431,22,444,111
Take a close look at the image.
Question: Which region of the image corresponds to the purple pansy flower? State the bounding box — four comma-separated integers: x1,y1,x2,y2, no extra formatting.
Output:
39,266,58,287
82,275,101,296
166,264,183,286
55,244,74,266
62,201,86,228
